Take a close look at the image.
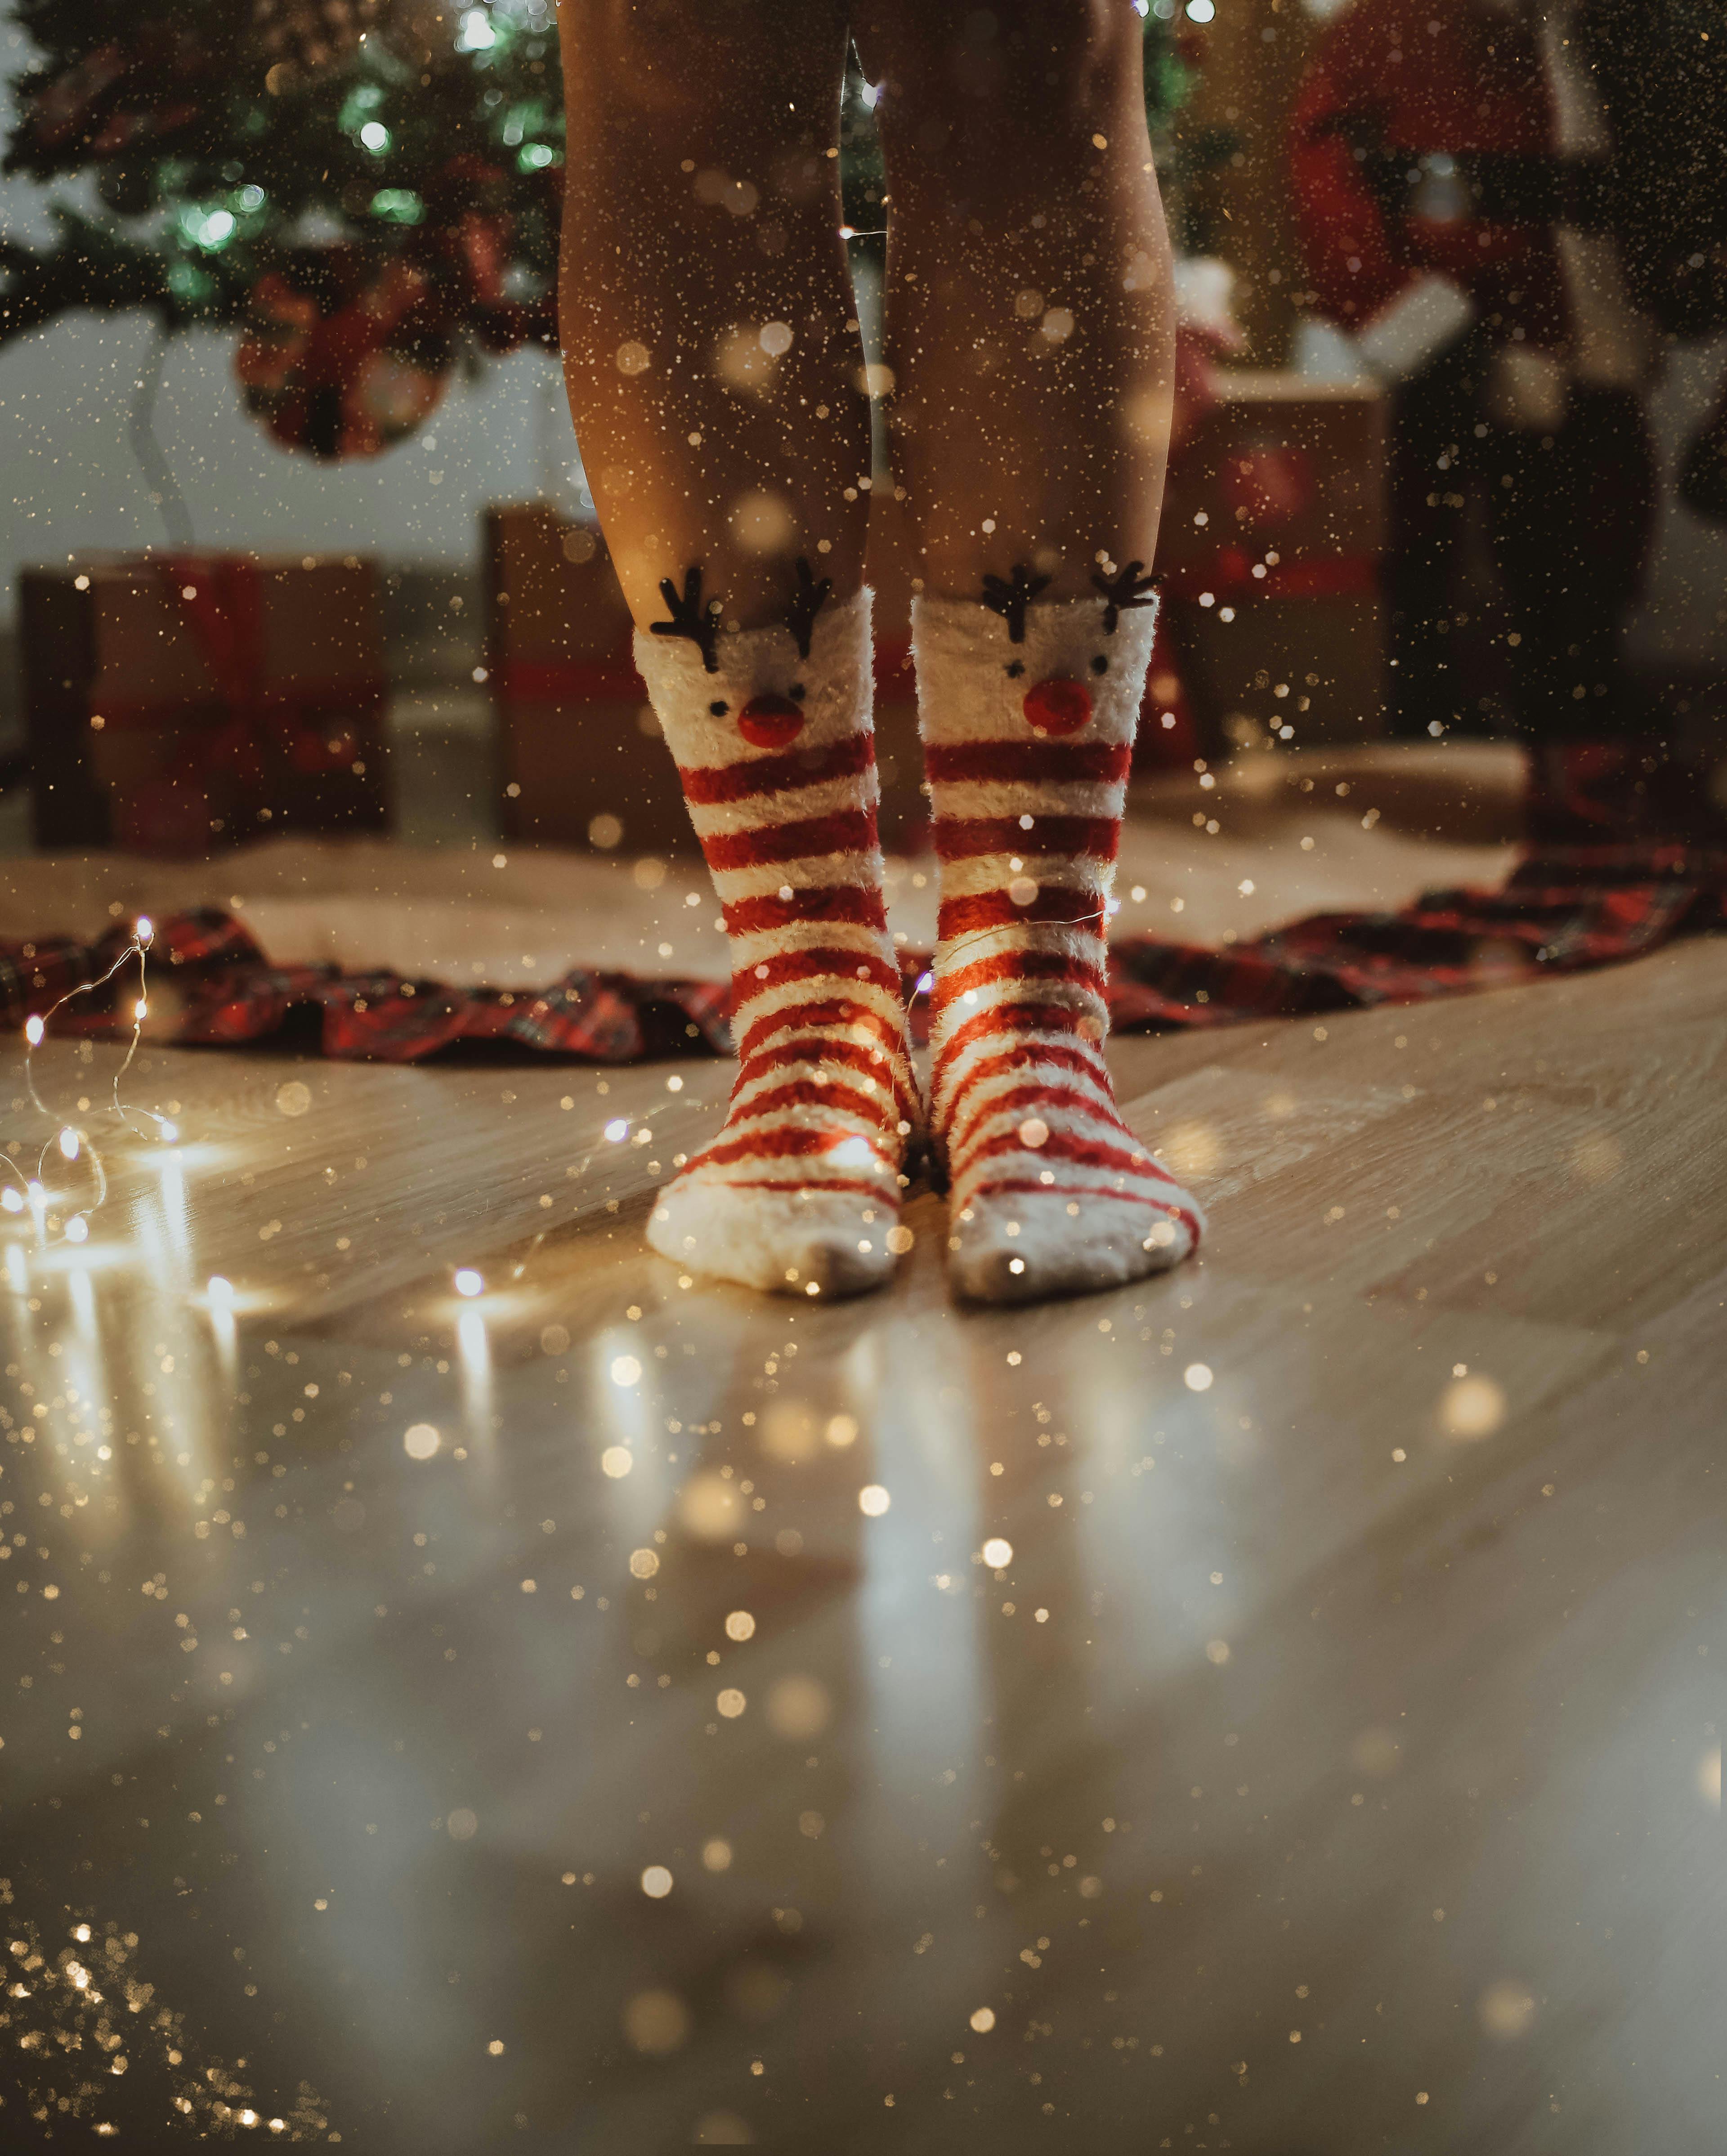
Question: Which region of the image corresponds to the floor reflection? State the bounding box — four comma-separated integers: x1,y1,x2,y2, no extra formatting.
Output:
3,988,1725,2150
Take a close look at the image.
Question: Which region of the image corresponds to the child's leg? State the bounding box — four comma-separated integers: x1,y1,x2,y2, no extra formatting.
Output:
855,2,1204,1301
557,2,917,1299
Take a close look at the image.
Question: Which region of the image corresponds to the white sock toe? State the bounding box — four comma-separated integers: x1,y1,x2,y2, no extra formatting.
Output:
948,1189,1199,1305
649,1181,900,1299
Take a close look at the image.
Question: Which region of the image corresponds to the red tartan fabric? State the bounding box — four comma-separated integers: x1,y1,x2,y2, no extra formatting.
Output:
1,848,1722,1063
0,907,733,1064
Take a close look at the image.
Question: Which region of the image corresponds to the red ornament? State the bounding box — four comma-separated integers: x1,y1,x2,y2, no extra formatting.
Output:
234,253,449,460
738,693,805,749
1022,678,1092,736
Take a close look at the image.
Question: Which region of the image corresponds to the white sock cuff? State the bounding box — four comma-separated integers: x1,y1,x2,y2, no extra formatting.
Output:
633,584,873,771
912,589,1159,751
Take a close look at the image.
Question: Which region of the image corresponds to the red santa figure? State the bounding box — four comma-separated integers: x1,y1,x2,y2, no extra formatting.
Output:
1289,0,1660,787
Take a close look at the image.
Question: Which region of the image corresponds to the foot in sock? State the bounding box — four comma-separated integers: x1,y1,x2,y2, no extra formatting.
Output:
633,569,918,1298
913,565,1204,1303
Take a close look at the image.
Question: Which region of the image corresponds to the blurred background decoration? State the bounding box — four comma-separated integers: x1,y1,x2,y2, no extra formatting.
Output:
0,0,1723,860
2,0,565,461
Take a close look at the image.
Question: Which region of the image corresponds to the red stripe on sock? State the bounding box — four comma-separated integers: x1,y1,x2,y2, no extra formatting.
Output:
724,884,888,938
736,1027,917,1127
930,948,1108,1018
923,740,1132,787
732,1077,901,1130
938,1041,1111,1136
680,730,875,806
932,1001,1101,1085
731,947,903,1012
959,1127,1176,1182
937,888,1108,939
933,815,1120,864
693,1125,898,1172
737,1000,908,1066
947,1079,1127,1161
702,806,878,874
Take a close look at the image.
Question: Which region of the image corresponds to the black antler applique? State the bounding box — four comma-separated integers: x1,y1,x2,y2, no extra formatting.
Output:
1091,560,1163,635
650,565,725,673
783,556,833,660
980,564,1053,644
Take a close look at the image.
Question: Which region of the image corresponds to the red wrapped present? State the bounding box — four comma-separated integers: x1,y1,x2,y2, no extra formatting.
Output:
18,551,389,856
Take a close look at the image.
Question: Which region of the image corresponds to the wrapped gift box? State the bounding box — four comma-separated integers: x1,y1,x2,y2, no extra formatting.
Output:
1159,371,1387,751
18,552,388,855
484,504,680,855
487,502,930,856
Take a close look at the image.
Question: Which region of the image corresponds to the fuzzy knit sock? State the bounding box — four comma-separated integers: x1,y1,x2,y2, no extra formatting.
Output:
913,569,1204,1303
633,574,917,1299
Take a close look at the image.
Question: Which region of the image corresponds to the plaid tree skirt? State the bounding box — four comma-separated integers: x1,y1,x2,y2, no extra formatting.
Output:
3,846,1723,1065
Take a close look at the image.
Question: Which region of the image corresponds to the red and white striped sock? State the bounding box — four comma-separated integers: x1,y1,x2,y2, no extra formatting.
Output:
633,579,917,1298
913,574,1204,1303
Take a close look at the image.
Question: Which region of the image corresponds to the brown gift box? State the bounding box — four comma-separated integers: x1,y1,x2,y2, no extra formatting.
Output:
18,552,389,856
485,502,928,856
1159,371,1387,749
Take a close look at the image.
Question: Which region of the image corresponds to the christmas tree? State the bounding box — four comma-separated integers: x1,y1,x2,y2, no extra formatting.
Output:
3,0,565,457
3,2,1194,462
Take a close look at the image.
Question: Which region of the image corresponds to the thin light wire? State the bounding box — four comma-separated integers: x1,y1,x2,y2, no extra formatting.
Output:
7,918,175,1250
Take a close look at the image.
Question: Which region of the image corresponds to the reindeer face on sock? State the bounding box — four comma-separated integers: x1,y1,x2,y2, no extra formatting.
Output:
979,562,1162,739
648,557,835,752
707,675,808,748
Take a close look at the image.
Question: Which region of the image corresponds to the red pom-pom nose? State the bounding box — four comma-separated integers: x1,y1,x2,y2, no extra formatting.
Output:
737,692,805,749
1022,677,1093,736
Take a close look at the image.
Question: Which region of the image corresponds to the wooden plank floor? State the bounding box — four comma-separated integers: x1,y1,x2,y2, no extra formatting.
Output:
1,927,1724,2152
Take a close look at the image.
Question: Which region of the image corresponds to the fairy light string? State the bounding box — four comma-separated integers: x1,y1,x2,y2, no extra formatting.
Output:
4,915,177,1251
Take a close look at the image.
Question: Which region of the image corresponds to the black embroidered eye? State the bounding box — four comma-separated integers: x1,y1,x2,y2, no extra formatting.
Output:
1006,661,1025,679
1091,655,1110,675
789,683,806,701
708,699,729,716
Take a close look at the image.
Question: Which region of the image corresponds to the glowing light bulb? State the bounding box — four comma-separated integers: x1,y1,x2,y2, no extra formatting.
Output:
604,1118,628,1142
159,1121,179,1143
64,1216,89,1244
58,1127,80,1161
24,1015,44,1046
207,1275,235,1308
454,1267,484,1298
134,998,148,1022
0,1187,19,1212
135,916,154,946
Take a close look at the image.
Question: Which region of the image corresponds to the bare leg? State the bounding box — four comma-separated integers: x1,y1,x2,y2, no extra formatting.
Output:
854,2,1203,1301
555,0,867,629
853,0,1175,601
